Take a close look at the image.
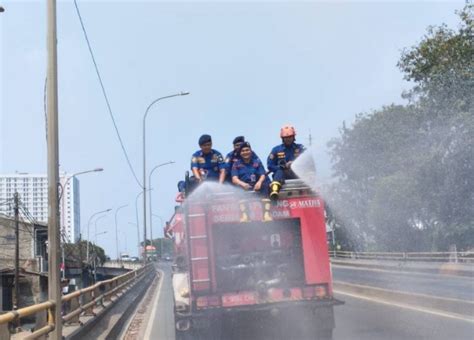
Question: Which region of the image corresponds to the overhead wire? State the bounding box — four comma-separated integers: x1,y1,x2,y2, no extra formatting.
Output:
72,0,143,189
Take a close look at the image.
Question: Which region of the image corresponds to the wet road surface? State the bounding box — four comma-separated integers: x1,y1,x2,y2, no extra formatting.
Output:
145,263,474,339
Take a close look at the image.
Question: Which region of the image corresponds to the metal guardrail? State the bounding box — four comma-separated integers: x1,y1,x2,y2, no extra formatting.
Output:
0,263,154,339
329,250,474,263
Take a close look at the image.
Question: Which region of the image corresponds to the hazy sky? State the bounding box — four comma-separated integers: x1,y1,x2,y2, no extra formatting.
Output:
0,1,464,256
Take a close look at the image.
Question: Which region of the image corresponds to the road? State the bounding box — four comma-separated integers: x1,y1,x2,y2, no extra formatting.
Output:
332,264,474,301
144,263,474,339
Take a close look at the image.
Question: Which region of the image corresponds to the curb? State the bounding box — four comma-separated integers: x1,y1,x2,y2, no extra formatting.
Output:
333,281,474,319
331,259,474,278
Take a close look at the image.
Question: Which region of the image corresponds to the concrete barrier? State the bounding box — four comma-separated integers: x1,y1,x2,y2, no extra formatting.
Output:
333,281,474,319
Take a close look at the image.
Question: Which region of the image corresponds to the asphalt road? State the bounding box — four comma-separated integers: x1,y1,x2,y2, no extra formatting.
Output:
145,263,474,339
332,265,474,301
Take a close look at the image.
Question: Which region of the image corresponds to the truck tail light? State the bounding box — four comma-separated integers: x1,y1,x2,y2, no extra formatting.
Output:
303,287,314,298
196,296,221,308
196,297,208,307
208,295,221,306
315,285,327,298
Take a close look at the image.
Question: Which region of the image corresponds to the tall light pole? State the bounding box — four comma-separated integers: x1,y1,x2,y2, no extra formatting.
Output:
152,214,164,257
142,92,189,263
94,215,107,245
148,161,174,250
46,0,61,337
135,189,152,260
86,208,111,264
60,167,103,279
128,222,139,258
114,204,128,261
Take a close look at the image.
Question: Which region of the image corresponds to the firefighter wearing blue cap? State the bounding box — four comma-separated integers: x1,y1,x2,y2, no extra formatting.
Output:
231,142,269,195
191,134,226,183
224,136,259,182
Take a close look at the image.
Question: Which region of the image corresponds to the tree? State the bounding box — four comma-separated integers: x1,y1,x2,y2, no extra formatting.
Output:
328,3,474,251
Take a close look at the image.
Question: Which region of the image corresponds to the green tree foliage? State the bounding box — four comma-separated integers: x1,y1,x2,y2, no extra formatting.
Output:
64,241,107,267
327,3,474,251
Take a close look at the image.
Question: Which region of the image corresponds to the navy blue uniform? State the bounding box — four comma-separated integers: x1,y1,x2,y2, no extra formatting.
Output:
191,149,225,180
224,150,259,181
267,143,305,182
231,156,269,194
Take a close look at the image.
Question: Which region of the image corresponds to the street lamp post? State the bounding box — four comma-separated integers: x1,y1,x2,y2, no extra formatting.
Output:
60,168,103,279
142,92,189,263
135,189,152,260
128,222,140,258
94,215,107,245
114,204,128,261
148,161,174,251
86,209,111,264
152,214,164,257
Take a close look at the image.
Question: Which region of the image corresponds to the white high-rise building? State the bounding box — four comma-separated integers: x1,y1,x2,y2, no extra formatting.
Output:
0,173,80,243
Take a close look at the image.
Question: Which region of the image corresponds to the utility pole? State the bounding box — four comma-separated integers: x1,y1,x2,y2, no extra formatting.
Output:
14,192,19,311
46,0,62,338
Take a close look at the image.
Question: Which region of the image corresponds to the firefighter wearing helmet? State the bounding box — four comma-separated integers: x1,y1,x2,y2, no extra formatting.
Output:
267,125,306,200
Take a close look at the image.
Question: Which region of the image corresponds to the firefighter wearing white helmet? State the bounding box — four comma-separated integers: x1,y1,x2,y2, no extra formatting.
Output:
267,125,306,200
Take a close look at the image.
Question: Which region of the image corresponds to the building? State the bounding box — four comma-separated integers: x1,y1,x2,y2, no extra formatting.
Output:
0,216,48,311
0,173,80,243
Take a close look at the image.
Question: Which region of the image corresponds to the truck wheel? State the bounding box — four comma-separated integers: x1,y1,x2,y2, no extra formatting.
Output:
175,330,193,340
316,328,333,340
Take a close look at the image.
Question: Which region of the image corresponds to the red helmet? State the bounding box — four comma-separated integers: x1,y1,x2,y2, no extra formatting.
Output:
280,124,296,138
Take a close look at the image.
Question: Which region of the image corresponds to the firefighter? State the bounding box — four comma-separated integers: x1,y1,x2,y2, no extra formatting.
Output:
267,124,305,200
231,142,269,195
224,136,261,182
191,134,226,183
224,136,245,181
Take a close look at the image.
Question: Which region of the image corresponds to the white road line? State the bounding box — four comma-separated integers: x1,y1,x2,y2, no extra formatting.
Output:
144,268,166,339
334,289,474,323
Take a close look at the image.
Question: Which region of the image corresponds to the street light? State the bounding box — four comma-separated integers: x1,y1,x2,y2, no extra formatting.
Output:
115,204,128,261
142,92,189,263
152,214,164,258
60,168,104,197
135,189,152,259
128,222,140,258
148,161,175,247
94,214,107,245
86,208,111,264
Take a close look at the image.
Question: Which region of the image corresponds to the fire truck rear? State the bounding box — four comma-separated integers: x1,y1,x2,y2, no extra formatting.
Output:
167,179,341,339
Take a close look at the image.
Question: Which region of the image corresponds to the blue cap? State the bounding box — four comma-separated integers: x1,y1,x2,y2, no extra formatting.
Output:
198,134,212,146
233,136,245,145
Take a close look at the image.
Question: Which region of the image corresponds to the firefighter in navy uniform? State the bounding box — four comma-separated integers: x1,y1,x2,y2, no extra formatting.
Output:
191,134,226,184
224,136,261,182
267,125,305,200
231,142,269,195
223,136,245,182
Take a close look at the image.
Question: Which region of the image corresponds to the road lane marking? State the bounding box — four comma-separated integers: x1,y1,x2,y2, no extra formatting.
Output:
334,289,474,323
144,267,166,339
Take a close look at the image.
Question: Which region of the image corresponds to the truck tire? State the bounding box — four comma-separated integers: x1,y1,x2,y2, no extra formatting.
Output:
316,328,333,340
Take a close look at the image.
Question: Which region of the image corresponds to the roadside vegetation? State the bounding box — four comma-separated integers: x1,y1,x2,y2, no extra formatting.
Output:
327,3,473,252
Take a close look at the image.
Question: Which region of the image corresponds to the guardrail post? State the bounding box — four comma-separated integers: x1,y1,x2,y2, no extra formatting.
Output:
34,309,48,339
96,285,104,307
83,289,95,316
67,296,81,325
103,282,111,303
0,323,10,340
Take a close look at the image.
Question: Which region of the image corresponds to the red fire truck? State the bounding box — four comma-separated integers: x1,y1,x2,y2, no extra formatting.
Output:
166,178,342,339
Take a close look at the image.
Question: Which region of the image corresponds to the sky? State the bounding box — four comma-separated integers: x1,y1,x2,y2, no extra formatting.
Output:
0,0,465,257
